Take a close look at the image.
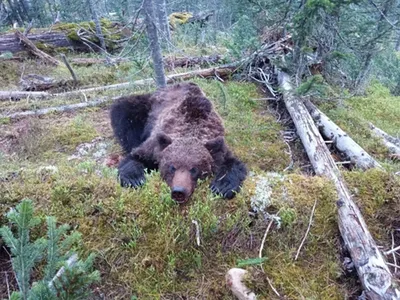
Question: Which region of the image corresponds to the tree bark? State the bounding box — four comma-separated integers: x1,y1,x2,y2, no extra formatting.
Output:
154,0,171,44
143,0,166,87
278,71,400,299
304,98,383,170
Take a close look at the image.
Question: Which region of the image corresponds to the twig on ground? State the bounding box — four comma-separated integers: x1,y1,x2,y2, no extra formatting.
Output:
5,271,10,299
258,219,280,298
295,199,317,260
259,218,274,259
192,220,201,246
385,244,400,256
391,230,398,274
266,275,281,298
48,254,78,289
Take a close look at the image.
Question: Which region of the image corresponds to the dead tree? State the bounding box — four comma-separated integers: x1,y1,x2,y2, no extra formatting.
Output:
143,0,166,87
304,99,383,170
154,0,170,44
278,71,400,299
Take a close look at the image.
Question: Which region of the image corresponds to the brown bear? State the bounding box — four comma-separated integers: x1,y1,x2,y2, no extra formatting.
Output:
110,82,247,203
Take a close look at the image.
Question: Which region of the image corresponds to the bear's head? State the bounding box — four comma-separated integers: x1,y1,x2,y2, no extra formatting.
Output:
155,133,225,204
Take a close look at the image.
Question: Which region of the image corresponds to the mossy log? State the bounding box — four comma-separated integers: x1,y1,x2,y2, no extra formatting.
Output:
0,20,126,54
304,98,383,170
278,71,400,299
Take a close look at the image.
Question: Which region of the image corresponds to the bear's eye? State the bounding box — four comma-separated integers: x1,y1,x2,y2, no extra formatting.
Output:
169,165,176,173
189,167,199,177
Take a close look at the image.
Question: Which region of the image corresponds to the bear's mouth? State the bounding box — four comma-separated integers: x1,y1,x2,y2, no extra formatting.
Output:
171,186,189,204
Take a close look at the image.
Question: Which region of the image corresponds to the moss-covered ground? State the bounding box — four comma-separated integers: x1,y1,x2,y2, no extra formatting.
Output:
1,55,400,298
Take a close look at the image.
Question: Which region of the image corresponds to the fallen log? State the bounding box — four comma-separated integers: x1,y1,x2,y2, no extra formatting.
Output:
0,90,50,101
20,74,77,92
0,21,127,54
164,55,222,70
1,99,109,119
369,122,400,151
0,65,235,101
0,65,236,118
15,30,61,66
278,71,399,299
304,99,383,170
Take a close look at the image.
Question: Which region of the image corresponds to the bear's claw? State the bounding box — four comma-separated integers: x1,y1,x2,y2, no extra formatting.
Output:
118,156,146,188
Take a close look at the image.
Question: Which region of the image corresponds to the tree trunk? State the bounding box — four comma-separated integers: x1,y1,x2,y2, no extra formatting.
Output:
87,0,107,52
143,0,166,87
278,71,399,299
395,31,400,52
154,0,170,44
354,52,373,94
304,98,383,170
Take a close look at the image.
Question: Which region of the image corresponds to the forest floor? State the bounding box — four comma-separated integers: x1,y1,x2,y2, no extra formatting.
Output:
0,55,399,299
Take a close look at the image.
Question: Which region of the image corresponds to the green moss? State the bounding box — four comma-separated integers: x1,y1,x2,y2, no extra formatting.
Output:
319,82,400,171
54,20,124,50
344,169,400,242
1,80,364,298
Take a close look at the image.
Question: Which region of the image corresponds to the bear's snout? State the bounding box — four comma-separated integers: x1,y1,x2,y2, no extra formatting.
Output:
171,169,194,204
171,186,187,203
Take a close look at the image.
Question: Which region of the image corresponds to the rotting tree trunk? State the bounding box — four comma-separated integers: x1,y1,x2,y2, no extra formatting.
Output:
15,30,61,66
304,98,383,170
278,71,400,299
143,0,166,87
369,123,400,156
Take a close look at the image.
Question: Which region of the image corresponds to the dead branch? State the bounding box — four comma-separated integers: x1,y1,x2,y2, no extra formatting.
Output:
304,98,383,170
295,199,317,260
278,71,399,299
48,254,78,289
15,30,61,66
60,54,78,83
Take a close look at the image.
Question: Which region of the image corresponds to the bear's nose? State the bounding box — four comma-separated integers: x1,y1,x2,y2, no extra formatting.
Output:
171,186,187,204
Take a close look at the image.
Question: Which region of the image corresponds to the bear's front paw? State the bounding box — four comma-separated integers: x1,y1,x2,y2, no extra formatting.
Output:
210,174,241,199
210,159,247,199
118,157,146,188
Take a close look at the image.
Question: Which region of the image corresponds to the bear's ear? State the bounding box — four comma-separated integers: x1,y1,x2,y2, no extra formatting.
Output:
157,133,172,151
205,137,225,154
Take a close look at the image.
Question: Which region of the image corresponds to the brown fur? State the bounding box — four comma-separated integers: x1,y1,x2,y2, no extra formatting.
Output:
111,82,247,203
